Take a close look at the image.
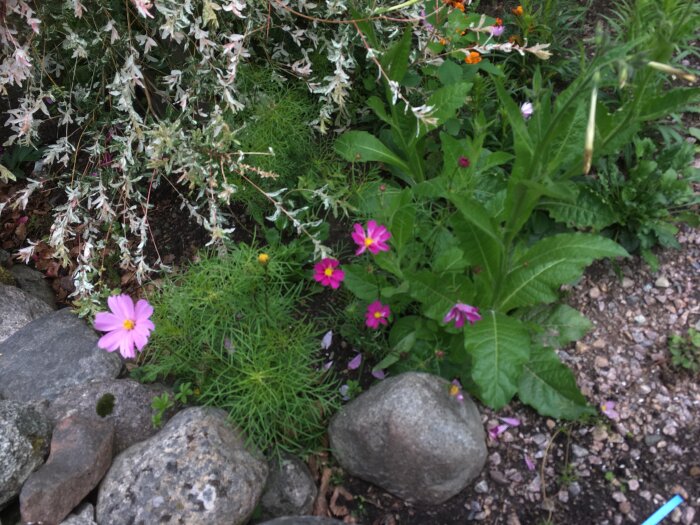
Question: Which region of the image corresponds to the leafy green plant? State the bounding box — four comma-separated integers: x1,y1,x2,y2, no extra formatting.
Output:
668,328,700,373
134,242,339,455
0,145,43,181
151,393,174,429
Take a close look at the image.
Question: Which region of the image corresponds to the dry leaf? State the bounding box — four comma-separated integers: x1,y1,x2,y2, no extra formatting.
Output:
329,485,353,517
312,467,332,517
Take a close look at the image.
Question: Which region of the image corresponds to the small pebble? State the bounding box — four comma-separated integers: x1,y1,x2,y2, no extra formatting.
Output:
628,479,639,491
655,276,671,288
474,480,489,493
622,277,634,288
590,286,601,299
619,501,632,514
683,507,696,525
634,314,646,324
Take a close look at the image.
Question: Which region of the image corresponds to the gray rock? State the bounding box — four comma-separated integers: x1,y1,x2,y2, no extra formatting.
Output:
0,249,10,265
8,264,56,308
20,415,114,525
60,503,96,525
654,275,671,288
0,284,53,344
96,407,268,525
329,372,487,505
0,308,122,402
0,400,51,509
258,519,345,525
260,454,317,519
46,379,175,453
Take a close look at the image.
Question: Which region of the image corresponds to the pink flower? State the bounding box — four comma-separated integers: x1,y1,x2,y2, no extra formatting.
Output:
458,156,470,168
520,101,534,120
600,401,619,420
313,258,345,289
443,303,482,328
94,294,155,359
449,379,464,402
489,25,505,37
352,220,391,256
365,301,391,329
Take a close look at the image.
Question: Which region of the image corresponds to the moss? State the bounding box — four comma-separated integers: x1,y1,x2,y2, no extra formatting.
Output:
0,266,15,285
96,393,116,417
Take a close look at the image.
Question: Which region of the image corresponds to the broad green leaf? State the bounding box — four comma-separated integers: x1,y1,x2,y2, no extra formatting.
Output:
367,96,391,125
519,304,593,348
374,251,403,278
343,264,382,302
449,214,502,299
437,60,463,85
491,76,534,158
387,188,415,255
479,151,514,172
541,187,616,229
407,270,476,321
498,234,628,311
639,87,700,122
448,194,501,244
519,346,595,419
433,247,469,273
425,82,471,127
335,131,411,173
381,27,413,82
466,311,531,410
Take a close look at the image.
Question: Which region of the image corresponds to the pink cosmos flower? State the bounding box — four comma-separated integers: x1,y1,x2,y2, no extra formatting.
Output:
490,25,505,37
443,303,482,328
352,221,391,256
365,301,391,329
94,294,155,359
313,258,345,289
600,401,619,420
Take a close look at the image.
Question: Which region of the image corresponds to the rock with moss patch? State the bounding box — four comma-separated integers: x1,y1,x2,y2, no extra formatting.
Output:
46,379,175,454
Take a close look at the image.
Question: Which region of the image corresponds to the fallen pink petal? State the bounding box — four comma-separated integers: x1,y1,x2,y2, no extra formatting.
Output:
321,330,333,350
371,369,386,380
499,417,521,427
488,424,509,440
524,453,536,471
348,353,362,370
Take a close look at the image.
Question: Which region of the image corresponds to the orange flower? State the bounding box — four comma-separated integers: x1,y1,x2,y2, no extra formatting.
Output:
439,37,448,45
464,51,481,65
495,17,503,26
512,5,523,16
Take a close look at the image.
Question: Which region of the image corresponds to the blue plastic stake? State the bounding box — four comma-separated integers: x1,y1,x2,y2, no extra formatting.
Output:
641,494,684,525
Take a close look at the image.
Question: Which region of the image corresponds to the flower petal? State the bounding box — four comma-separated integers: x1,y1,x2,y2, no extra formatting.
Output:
97,330,125,352
348,353,362,370
94,312,124,332
134,299,153,322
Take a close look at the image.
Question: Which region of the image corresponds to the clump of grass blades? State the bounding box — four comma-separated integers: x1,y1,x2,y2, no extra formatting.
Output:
134,243,339,456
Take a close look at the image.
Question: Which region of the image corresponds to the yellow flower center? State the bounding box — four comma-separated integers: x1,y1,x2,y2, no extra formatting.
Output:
364,237,374,247
449,384,460,396
324,267,334,277
123,319,135,330
373,311,383,319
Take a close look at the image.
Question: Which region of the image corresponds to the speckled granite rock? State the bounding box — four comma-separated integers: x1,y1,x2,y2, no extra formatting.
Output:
60,503,96,525
20,415,114,525
0,308,122,402
260,454,317,519
46,379,175,453
329,372,487,505
9,264,56,308
0,400,51,509
0,283,53,344
96,407,268,525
